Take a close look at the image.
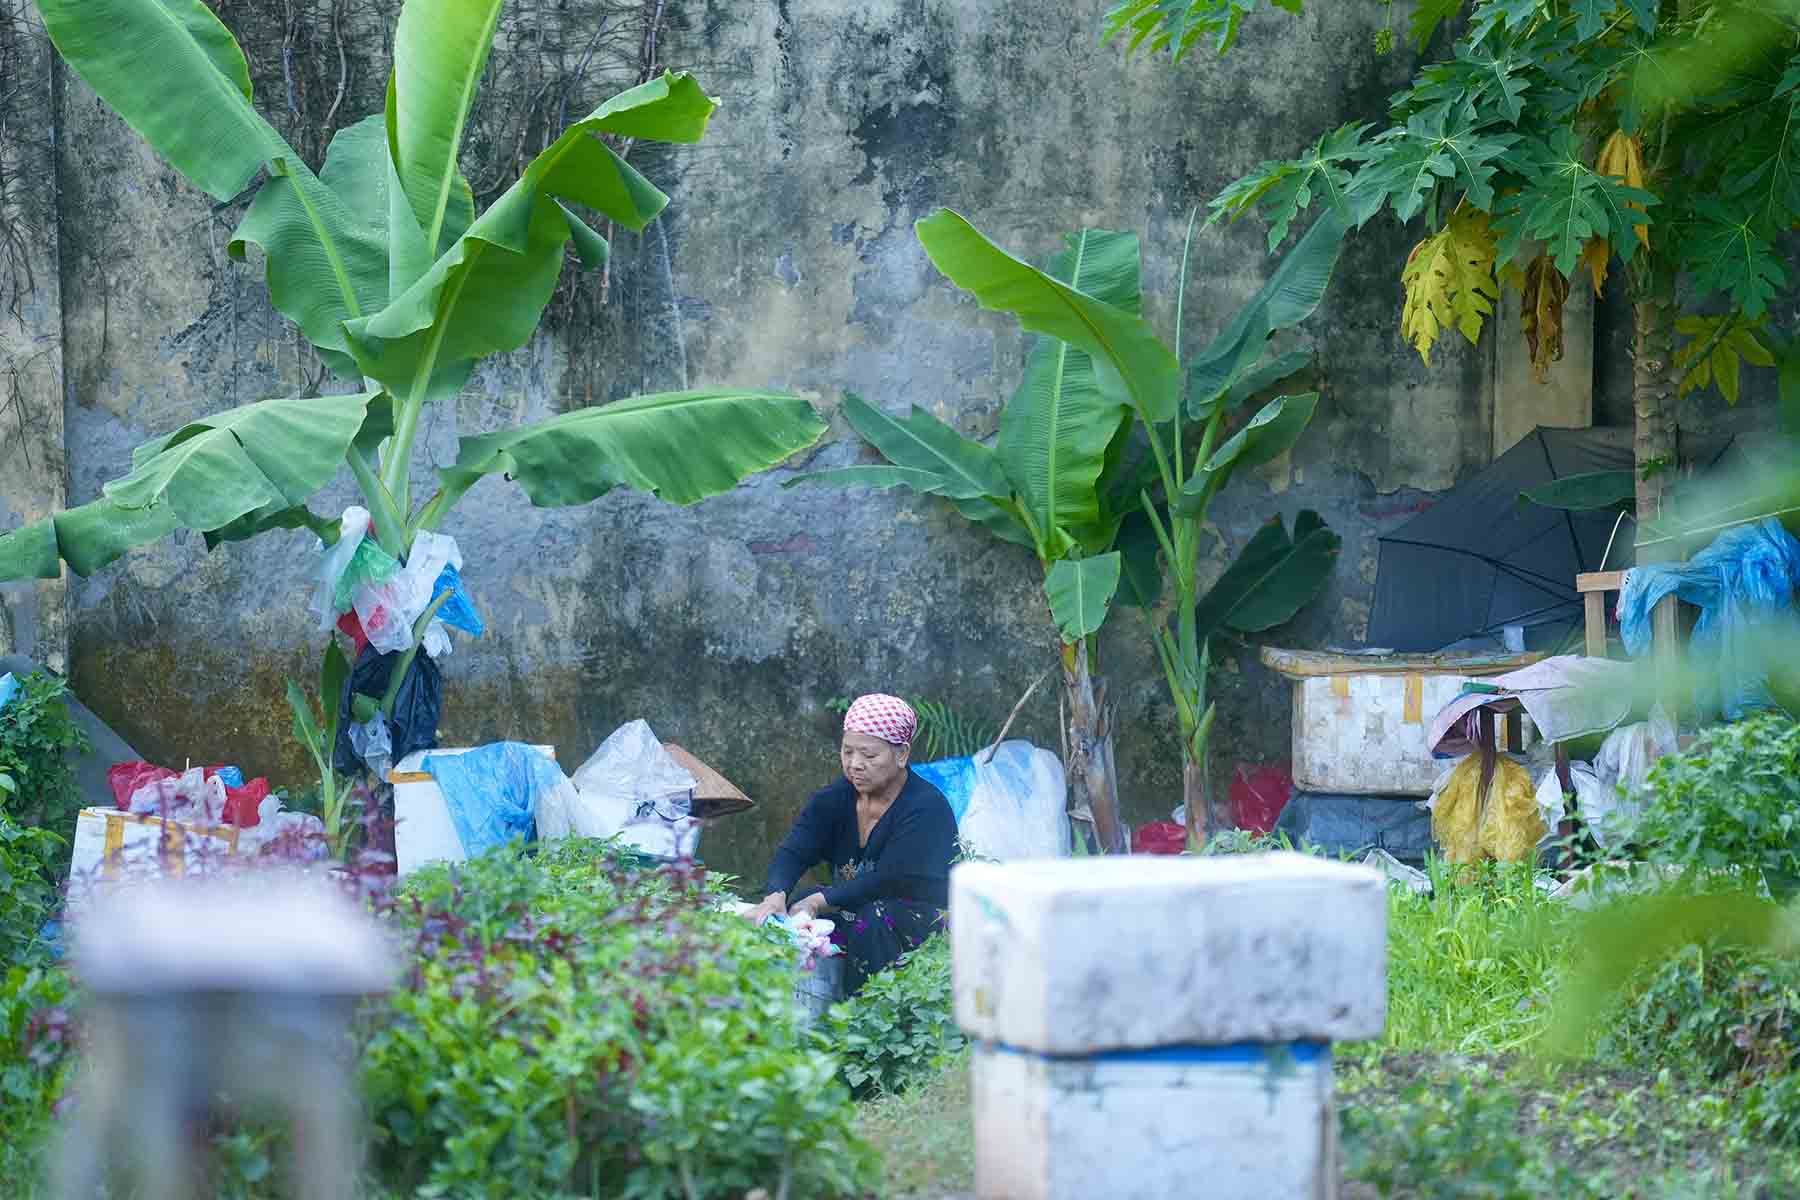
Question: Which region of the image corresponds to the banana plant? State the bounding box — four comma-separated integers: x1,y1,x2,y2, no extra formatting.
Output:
917,208,1348,845
789,227,1152,853
286,641,352,854
0,0,825,799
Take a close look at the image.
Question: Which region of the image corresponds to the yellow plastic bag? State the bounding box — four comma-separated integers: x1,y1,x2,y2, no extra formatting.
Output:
1430,754,1544,864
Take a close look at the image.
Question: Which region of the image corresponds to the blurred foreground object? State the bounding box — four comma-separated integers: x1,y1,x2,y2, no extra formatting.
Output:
56,872,394,1200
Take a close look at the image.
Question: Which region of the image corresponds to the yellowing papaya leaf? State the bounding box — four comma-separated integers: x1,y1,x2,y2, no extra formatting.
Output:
1400,207,1499,366
1579,237,1610,297
1596,130,1650,248
1519,254,1568,384
1674,315,1776,404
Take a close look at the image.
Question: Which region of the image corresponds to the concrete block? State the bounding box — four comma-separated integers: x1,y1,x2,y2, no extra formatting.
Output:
971,1041,1336,1200
952,853,1386,1054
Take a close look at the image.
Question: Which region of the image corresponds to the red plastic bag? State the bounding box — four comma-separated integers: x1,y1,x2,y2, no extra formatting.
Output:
1229,764,1293,833
107,761,175,810
337,610,370,657
223,777,270,828
1132,821,1189,855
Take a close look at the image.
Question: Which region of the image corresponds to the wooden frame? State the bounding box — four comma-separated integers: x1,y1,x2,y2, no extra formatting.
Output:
1576,569,1682,713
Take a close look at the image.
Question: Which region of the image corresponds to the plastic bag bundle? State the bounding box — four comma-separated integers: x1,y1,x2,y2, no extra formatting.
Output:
423,742,567,859
126,767,229,826
1618,517,1800,718
237,794,327,859
313,511,483,659
559,721,700,859
1428,754,1544,864
958,741,1069,860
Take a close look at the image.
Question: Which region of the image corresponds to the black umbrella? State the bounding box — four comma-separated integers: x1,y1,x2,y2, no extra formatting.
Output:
1368,427,1674,653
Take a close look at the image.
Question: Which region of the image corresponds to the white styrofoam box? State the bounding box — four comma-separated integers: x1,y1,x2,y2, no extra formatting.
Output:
390,745,555,877
1261,650,1541,796
971,1042,1336,1200
66,806,242,910
952,853,1386,1054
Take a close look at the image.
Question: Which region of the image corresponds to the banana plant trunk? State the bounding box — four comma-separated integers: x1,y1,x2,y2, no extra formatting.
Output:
1062,639,1124,854
1181,746,1211,848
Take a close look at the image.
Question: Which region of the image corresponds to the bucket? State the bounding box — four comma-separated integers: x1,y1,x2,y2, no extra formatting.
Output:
794,955,845,1024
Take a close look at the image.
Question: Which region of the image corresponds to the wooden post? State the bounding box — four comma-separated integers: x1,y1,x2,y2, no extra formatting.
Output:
1576,571,1626,659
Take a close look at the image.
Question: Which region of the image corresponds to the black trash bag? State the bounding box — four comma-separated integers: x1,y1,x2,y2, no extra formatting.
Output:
1275,790,1434,862
333,647,443,776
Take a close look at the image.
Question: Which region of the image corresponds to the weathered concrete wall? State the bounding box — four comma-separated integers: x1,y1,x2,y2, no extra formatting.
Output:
14,0,1769,884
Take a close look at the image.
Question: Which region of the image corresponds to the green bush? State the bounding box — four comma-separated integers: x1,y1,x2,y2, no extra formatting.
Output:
0,672,89,844
1603,942,1800,1084
1634,715,1800,890
0,963,73,1179
360,839,877,1199
824,934,964,1097
1342,1078,1592,1198
0,817,63,964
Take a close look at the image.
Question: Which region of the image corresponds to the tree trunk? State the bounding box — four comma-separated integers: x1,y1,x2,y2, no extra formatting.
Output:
1631,292,1677,543
1062,640,1123,854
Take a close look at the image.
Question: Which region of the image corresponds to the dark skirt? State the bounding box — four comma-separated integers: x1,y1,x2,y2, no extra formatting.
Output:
793,888,945,994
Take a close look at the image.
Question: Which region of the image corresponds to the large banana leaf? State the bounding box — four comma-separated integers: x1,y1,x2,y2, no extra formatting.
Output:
0,497,181,580
440,390,826,508
1194,511,1340,643
916,210,1181,424
390,0,505,258
345,73,714,397
1044,553,1122,643
1115,509,1165,609
785,466,967,495
35,0,286,201
1000,230,1140,552
948,496,1036,548
229,118,392,378
106,393,378,530
820,392,1008,500
1187,210,1348,417
1178,392,1320,514
1520,470,1636,513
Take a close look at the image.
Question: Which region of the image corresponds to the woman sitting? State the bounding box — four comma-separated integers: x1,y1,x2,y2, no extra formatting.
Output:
744,693,956,992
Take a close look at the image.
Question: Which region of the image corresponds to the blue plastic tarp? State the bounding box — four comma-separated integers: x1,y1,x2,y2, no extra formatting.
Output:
433,563,484,637
912,756,976,823
1618,518,1800,718
422,742,565,858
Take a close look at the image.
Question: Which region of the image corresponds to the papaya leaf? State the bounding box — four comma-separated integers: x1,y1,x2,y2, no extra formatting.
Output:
1194,511,1340,642
1209,123,1371,249
1519,254,1570,383
1044,554,1122,643
1674,315,1776,404
1400,207,1500,366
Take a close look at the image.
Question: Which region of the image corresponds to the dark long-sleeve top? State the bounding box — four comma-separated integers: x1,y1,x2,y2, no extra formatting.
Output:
763,771,957,911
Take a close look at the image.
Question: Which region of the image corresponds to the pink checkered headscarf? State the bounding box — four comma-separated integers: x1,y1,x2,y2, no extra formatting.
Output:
843,693,917,747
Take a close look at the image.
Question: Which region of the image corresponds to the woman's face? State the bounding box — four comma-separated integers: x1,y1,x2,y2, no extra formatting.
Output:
840,731,910,796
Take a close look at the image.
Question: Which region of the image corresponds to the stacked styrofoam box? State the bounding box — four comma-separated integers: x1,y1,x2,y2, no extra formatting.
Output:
951,853,1388,1200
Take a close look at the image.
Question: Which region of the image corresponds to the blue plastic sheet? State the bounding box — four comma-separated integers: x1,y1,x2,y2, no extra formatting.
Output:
912,756,975,823
0,672,18,714
422,742,565,858
432,563,484,637
213,765,245,789
1618,518,1800,718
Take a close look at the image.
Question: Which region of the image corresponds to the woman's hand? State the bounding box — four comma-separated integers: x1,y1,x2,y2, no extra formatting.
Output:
788,892,830,920
744,892,787,925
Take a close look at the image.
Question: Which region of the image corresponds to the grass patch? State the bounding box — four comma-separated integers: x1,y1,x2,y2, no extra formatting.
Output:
859,1053,974,1199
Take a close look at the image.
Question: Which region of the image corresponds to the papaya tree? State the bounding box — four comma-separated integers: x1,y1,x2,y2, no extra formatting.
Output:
0,0,825,842
801,210,1343,844
791,229,1149,854
1107,0,1800,549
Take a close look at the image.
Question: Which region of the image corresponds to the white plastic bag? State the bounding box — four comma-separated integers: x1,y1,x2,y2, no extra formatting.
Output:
957,741,1069,860
238,794,327,859
127,767,228,824
353,530,464,656
561,721,698,855
1533,767,1568,835
1595,704,1677,796
309,507,371,631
